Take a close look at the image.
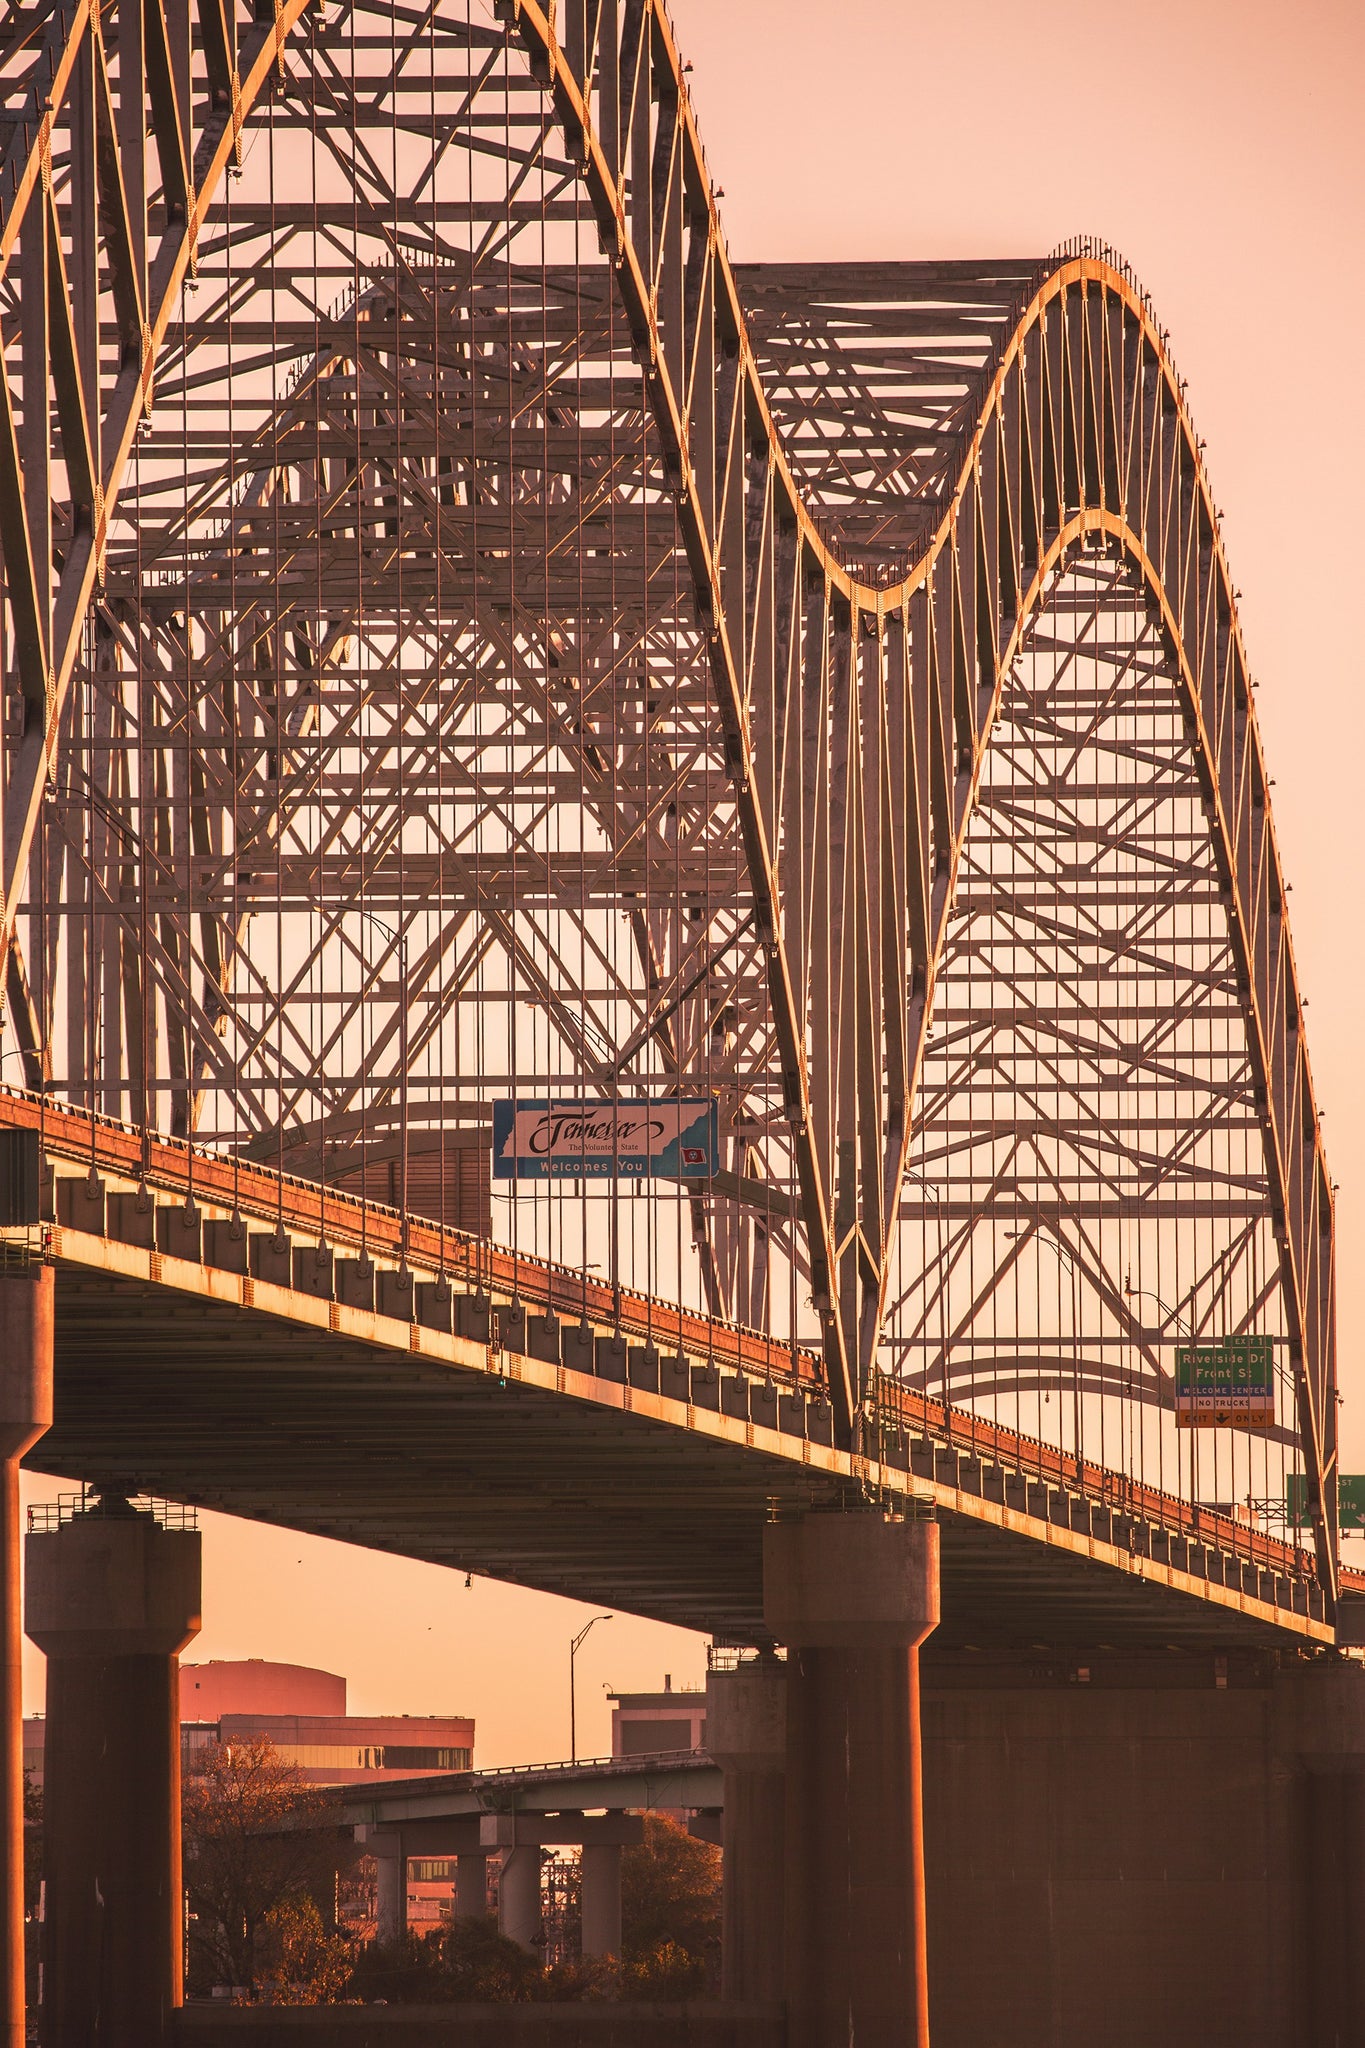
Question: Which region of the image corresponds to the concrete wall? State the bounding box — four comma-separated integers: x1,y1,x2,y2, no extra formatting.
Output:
920,1652,1351,2048
175,2006,783,2048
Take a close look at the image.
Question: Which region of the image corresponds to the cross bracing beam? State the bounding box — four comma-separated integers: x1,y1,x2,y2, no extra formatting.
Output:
0,0,1338,1603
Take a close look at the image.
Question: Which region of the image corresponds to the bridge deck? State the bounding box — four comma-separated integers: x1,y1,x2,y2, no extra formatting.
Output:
338,1752,722,1833
2,1090,1334,1649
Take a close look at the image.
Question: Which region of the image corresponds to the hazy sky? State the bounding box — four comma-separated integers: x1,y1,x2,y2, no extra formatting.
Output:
22,0,1365,1764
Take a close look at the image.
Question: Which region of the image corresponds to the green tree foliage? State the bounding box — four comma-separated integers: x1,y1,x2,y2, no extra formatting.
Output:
344,1814,723,2006
617,1938,710,1999
346,1909,715,2005
440,1915,549,2000
22,1770,41,1921
348,1917,605,2004
621,1813,721,1971
254,1896,354,2005
347,1929,459,2004
23,1770,41,2006
183,1738,351,1997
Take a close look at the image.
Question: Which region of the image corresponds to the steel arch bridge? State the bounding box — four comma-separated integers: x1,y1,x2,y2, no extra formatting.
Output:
0,0,1340,1615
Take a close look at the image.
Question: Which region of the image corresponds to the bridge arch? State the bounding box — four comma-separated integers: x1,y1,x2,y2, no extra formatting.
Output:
0,0,1335,1592
514,1,1334,1585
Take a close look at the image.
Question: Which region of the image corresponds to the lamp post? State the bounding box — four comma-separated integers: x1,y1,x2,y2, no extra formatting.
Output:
904,1170,947,1404
569,1614,612,1761
357,908,410,1260
1008,1227,1083,1464
1050,1236,1082,1466
1121,1277,1193,1341
1123,1275,1200,1507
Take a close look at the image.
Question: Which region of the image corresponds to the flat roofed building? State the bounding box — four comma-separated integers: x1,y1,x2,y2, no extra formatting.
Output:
193,1712,473,1784
24,1658,473,1788
609,1675,706,1757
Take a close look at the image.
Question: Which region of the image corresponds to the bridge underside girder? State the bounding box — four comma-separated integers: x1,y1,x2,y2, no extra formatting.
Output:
29,1249,1318,1652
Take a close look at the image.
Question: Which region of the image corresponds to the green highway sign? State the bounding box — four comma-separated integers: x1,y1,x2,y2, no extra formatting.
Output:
1173,1335,1275,1429
1286,1473,1365,1531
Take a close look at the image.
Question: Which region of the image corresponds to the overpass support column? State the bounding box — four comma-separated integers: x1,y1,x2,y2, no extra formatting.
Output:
25,1495,200,2048
455,1852,489,1921
362,1831,408,1948
580,1843,622,1958
498,1846,542,1951
707,1657,786,2000
0,1263,52,2048
765,1512,939,2048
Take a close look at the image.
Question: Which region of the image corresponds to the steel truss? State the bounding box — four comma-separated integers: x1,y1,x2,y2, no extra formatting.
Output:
0,0,1338,1596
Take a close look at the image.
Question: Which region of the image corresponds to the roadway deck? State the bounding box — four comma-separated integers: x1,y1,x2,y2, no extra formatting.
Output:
338,1752,721,1834
1,1091,1338,1650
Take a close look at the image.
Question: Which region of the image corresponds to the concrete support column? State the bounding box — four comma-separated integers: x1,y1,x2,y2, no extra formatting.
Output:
455,1852,489,1922
372,1837,407,1948
1276,1662,1365,2048
706,1658,786,2001
765,1513,939,2048
580,1843,622,1959
1304,1769,1365,2048
498,1845,542,1952
0,1266,52,2048
25,1500,201,2048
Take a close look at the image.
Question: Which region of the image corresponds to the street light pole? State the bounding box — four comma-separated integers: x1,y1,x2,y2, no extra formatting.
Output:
904,1171,946,1404
1124,1275,1199,1505
569,1614,612,1761
1008,1226,1083,1464
358,908,410,1261
1053,1238,1081,1470
1121,1277,1193,1341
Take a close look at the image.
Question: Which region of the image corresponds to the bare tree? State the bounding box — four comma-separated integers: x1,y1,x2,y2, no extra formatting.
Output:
183,1739,350,1996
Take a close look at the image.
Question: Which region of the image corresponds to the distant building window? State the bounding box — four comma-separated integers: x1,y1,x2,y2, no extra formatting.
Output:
379,1746,471,1771
410,1859,457,1881
273,1746,378,1770
178,1733,472,1776
192,1742,473,1773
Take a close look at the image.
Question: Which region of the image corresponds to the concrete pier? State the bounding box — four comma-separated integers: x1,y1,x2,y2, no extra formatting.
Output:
455,1852,489,1922
26,1498,201,2048
474,1814,640,1957
1277,1660,1365,2048
366,1832,407,1947
764,1512,939,2048
498,1846,542,1952
706,1659,786,2002
579,1843,623,1959
0,1264,52,2048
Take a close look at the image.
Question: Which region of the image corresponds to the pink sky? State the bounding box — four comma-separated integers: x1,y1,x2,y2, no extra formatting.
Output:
22,0,1365,1763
